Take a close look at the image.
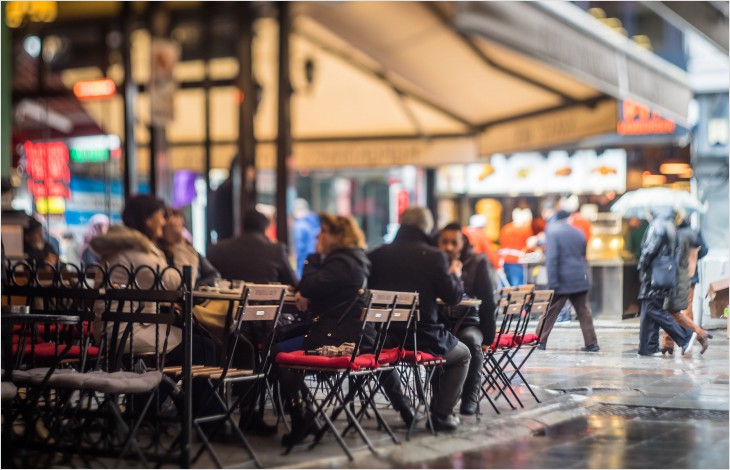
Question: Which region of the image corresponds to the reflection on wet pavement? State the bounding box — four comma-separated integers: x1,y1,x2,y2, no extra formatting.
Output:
420,411,729,469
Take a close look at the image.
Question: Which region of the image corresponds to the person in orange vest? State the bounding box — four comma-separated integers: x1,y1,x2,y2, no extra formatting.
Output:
462,214,501,270
498,208,534,287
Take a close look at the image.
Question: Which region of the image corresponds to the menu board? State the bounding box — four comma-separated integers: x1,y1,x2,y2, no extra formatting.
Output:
437,149,627,196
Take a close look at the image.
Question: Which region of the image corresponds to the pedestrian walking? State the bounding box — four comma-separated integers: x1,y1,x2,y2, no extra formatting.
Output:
534,209,599,352
660,213,711,355
637,207,696,356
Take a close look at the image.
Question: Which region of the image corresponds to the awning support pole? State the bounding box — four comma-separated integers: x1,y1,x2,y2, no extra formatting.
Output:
122,2,137,200
276,2,292,247
234,2,257,236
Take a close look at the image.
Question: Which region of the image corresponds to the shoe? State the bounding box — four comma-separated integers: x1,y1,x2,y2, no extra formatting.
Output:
428,413,460,432
580,344,600,352
239,412,278,436
698,332,711,355
682,332,697,355
660,346,674,356
399,405,416,428
536,343,546,351
459,401,477,416
281,405,322,448
638,351,664,357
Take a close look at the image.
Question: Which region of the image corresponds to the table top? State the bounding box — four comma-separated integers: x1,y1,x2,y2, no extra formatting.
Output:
1,313,81,324
193,289,296,302
437,298,482,307
195,289,480,308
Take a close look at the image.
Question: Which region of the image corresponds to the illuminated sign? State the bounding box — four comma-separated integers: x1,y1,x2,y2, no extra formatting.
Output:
73,78,116,100
67,135,122,163
35,197,66,215
617,99,676,135
5,2,57,28
24,141,71,200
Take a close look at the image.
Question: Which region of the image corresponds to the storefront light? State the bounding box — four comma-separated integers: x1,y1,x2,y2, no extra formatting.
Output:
659,163,690,175
642,173,667,186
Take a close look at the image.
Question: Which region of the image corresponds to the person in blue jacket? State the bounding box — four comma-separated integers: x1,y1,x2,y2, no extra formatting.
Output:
534,209,599,352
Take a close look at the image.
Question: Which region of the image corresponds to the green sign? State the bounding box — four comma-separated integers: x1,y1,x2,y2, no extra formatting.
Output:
69,147,110,163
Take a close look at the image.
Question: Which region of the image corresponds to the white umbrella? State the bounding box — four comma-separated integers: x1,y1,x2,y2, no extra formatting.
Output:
610,188,706,219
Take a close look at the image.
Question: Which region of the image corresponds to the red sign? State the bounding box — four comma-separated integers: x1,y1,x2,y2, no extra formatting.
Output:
24,141,71,199
73,78,116,100
617,99,676,135
396,189,410,218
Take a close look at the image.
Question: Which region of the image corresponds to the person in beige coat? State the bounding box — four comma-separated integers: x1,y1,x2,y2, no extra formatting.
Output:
90,195,215,365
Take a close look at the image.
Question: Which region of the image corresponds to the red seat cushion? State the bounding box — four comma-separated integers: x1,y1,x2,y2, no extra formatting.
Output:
376,347,403,364
514,333,539,345
275,350,376,371
12,343,99,359
486,334,515,350
401,350,443,363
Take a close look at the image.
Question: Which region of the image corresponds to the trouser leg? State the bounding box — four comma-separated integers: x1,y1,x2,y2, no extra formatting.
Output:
640,298,692,355
639,299,660,355
379,368,411,412
536,295,568,345
430,341,470,417
569,291,598,347
455,326,483,404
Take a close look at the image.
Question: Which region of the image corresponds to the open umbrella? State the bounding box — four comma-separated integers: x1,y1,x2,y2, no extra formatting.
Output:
610,188,706,219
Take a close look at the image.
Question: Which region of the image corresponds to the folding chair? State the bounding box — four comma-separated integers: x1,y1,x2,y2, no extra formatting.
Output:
10,263,194,468
275,290,396,460
479,290,532,414
394,303,451,438
174,283,287,468
507,289,554,404
338,291,419,444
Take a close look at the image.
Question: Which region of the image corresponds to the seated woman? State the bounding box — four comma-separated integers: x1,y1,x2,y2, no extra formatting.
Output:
274,213,374,446
90,195,217,364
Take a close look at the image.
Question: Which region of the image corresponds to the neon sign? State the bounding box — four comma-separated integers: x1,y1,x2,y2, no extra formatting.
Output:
24,141,71,200
73,78,116,100
617,99,676,135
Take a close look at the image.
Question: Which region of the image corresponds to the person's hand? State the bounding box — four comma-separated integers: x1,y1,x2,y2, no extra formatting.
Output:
294,292,310,312
45,252,58,266
449,259,463,278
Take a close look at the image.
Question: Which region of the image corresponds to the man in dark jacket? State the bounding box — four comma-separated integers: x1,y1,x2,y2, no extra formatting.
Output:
534,210,599,351
637,207,695,356
207,208,298,286
437,223,496,416
206,208,298,435
368,206,469,431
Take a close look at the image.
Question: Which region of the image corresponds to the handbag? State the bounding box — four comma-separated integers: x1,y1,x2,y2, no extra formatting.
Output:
651,229,678,289
651,255,677,289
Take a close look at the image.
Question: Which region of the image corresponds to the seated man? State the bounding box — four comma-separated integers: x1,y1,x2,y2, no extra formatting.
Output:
368,206,469,432
437,223,496,416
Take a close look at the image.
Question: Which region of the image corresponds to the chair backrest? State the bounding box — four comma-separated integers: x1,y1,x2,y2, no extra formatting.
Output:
3,261,100,369
96,264,191,373
516,284,535,293
527,290,554,338
228,283,287,374
491,290,531,349
362,290,419,363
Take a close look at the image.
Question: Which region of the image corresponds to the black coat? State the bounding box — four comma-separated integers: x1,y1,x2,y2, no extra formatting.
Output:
207,233,298,286
453,247,497,344
368,226,464,356
299,248,375,352
545,218,591,295
638,207,677,300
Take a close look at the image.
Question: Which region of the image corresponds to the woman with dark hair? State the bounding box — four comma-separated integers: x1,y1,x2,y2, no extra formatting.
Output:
90,195,216,364
274,213,374,446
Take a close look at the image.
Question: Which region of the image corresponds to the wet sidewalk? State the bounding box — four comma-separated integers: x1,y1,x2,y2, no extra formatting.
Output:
203,319,729,469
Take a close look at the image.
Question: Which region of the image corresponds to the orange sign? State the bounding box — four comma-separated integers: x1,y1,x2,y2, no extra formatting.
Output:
617,99,675,135
73,78,116,100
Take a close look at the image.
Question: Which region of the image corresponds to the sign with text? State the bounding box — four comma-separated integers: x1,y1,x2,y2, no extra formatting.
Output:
24,141,71,200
